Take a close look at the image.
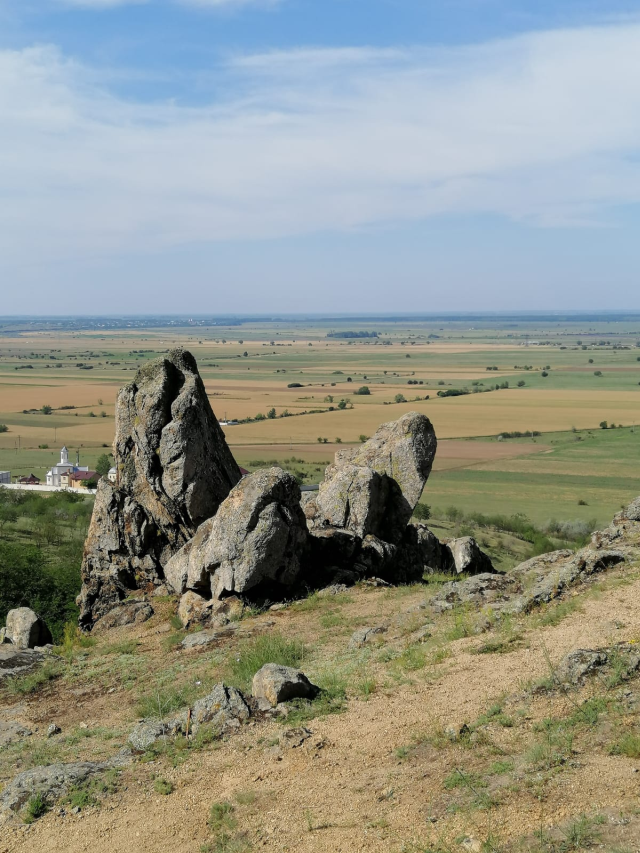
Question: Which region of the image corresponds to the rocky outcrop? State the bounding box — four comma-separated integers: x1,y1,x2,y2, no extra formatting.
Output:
431,497,640,617
92,601,154,633
1,762,104,815
252,664,319,708
165,468,308,601
3,608,51,649
310,412,437,544
78,349,241,629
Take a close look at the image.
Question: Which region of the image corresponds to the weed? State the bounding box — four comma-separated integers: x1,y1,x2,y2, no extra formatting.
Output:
285,673,347,725
535,598,582,628
97,639,139,656
355,678,377,698
136,685,197,719
227,634,305,691
4,661,64,696
169,614,183,630
445,610,473,641
488,760,514,775
154,778,174,795
234,790,257,806
609,733,640,758
472,634,524,655
66,785,97,809
209,802,237,833
443,770,486,791
560,814,604,850
395,745,410,760
23,792,49,823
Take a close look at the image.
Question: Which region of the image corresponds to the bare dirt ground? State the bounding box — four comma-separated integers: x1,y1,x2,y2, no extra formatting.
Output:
3,556,640,853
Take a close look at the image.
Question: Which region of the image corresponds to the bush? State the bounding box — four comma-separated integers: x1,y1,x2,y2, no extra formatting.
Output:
287,383,303,388
394,393,406,403
0,424,8,433
413,503,431,521
354,386,370,395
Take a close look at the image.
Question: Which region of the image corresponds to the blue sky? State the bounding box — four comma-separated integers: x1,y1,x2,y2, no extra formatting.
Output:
2,0,640,314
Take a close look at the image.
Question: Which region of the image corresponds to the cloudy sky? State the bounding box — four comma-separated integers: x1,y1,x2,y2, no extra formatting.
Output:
2,0,640,314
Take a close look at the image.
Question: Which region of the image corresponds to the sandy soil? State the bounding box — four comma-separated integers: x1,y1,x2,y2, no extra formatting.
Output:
4,573,640,853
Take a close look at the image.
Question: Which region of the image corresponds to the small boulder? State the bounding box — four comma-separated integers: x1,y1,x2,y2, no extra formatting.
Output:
348,626,387,649
4,608,51,650
128,720,178,751
177,590,213,628
191,683,250,732
252,663,319,708
0,762,103,814
93,601,154,633
445,537,495,575
555,649,609,685
46,724,61,738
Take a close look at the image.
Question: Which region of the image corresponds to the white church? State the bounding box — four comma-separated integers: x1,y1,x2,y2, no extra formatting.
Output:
46,446,90,487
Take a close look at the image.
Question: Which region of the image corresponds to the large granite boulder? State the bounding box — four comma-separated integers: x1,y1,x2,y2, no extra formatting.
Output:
3,608,51,649
312,412,437,544
165,467,308,600
252,664,319,708
445,537,495,575
78,349,241,628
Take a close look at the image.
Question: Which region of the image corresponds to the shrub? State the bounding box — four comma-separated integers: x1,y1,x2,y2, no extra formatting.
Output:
394,393,406,403
354,386,370,395
23,792,49,823
0,424,8,433
287,382,303,388
413,503,431,521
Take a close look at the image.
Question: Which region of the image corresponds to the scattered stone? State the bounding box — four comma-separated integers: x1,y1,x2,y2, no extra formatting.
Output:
93,601,154,633
128,719,181,752
152,584,169,597
47,724,61,738
4,608,51,649
280,727,312,748
348,626,387,649
252,664,319,708
432,573,515,613
78,348,242,629
269,603,288,611
190,683,250,733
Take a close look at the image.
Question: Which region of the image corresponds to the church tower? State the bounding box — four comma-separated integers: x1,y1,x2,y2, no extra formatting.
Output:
60,446,69,465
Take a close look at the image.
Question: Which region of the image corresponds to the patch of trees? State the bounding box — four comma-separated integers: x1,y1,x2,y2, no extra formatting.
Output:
327,331,378,339
0,489,93,641
437,388,469,397
498,430,541,439
354,386,371,395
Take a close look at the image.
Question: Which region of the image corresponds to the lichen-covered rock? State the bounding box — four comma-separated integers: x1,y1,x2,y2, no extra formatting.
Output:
78,349,241,629
348,625,387,649
92,601,154,633
177,590,213,628
191,683,250,732
0,762,103,814
252,664,319,708
313,412,436,543
170,468,308,600
555,649,609,685
4,608,50,649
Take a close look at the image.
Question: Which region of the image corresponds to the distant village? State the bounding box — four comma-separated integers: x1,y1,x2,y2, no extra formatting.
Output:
0,446,109,491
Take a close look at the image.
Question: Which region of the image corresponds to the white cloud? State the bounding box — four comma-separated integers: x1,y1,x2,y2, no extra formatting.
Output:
2,23,640,267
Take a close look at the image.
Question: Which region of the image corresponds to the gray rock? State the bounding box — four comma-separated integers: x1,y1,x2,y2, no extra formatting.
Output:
93,601,154,633
555,649,609,685
78,348,241,629
348,626,387,649
410,523,448,572
0,646,44,681
317,584,349,598
180,623,238,649
47,723,61,738
312,412,437,544
191,683,250,732
128,718,184,751
4,608,51,649
445,537,495,575
177,590,213,628
0,762,102,814
252,663,319,707
432,573,516,613
171,468,308,600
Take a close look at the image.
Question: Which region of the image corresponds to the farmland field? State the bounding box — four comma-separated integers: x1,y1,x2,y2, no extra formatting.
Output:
0,314,639,525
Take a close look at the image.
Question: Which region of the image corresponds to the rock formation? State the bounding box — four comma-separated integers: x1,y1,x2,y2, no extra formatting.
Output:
164,467,308,600
78,349,241,628
78,349,498,625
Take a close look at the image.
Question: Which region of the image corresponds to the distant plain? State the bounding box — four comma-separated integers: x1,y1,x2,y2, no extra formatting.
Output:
0,316,639,525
